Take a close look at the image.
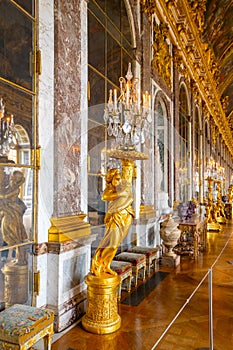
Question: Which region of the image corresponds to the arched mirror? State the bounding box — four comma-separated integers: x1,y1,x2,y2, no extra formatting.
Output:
179,84,190,203
87,0,135,226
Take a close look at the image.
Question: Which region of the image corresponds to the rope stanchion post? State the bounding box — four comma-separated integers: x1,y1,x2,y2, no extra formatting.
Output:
209,268,214,350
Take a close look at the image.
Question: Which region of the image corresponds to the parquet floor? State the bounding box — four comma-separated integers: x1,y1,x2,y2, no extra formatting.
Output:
51,223,233,350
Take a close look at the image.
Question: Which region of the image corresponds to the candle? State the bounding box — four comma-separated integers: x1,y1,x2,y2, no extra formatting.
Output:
148,94,151,109
108,89,113,105
126,82,129,108
143,93,145,107
145,91,148,108
114,89,117,111
137,88,140,113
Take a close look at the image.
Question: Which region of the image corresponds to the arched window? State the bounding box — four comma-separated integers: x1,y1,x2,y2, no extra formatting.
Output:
157,100,168,192
179,84,189,202
87,0,135,225
194,107,200,200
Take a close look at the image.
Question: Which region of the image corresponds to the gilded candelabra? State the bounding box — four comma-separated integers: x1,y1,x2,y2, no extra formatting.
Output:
205,176,221,231
0,98,17,156
103,63,151,150
82,149,148,334
215,179,226,224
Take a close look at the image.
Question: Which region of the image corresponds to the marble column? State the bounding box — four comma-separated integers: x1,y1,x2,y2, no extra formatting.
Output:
45,0,90,331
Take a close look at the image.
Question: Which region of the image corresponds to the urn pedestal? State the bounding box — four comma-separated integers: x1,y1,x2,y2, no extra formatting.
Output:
160,216,181,268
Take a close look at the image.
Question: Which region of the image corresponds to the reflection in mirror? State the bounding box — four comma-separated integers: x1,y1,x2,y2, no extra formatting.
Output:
0,164,33,247
0,81,33,165
0,0,35,310
0,164,33,308
0,243,33,309
0,0,34,91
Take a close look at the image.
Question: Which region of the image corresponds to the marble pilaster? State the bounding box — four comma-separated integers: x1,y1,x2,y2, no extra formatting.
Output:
53,0,85,217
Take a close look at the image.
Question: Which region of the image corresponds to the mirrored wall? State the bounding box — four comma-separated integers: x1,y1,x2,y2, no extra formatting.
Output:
0,0,36,309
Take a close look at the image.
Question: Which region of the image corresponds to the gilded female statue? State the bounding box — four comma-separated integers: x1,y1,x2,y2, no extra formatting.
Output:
90,162,135,277
0,170,28,264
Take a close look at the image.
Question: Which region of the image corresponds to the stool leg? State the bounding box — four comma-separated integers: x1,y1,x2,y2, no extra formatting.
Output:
44,334,53,350
143,265,146,281
153,258,157,272
126,274,132,293
135,267,138,287
148,257,151,276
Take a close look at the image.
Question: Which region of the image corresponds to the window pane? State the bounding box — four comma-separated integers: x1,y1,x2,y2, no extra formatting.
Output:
121,0,132,44
14,0,34,16
88,68,105,109
107,34,121,86
106,0,121,29
122,50,132,75
88,12,105,75
95,0,105,11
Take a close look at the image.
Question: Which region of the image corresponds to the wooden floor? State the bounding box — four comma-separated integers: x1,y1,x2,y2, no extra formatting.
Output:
51,223,233,350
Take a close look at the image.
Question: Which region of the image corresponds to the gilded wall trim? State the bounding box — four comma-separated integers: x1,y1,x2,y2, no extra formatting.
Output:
141,0,233,157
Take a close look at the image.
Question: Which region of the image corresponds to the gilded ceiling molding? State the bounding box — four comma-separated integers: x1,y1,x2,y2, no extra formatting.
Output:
140,0,233,156
187,0,206,33
173,47,190,84
221,96,229,115
152,21,171,88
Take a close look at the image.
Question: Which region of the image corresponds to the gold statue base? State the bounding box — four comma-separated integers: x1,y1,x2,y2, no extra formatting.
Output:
207,222,221,231
82,273,121,334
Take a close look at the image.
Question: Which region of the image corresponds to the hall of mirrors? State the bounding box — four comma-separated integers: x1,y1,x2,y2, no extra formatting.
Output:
0,0,233,341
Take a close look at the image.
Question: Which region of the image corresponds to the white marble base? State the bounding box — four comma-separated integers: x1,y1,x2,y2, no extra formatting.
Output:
130,219,161,247
47,235,96,332
49,292,86,332
161,255,180,268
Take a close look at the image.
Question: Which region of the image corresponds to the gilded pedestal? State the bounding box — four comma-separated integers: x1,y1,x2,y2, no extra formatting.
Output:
82,273,121,334
83,149,148,334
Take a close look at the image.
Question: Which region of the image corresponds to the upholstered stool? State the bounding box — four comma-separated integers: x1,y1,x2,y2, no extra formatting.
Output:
0,304,54,349
127,246,159,275
114,252,146,287
110,261,132,300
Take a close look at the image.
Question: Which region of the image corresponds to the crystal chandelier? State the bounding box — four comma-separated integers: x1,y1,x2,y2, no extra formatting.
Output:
103,63,152,151
0,98,17,156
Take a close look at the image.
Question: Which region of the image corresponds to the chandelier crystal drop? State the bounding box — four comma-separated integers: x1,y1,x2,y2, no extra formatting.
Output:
0,98,18,156
103,63,151,151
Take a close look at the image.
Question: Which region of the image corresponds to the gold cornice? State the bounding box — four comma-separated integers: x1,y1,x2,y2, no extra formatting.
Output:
141,0,233,156
48,214,90,243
